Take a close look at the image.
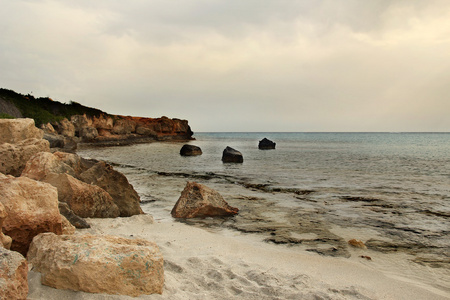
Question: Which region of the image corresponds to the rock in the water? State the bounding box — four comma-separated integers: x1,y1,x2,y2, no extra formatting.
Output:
58,202,90,229
348,239,367,249
0,138,50,176
222,146,243,163
80,161,143,217
44,173,120,218
28,233,164,296
0,118,43,144
0,176,62,256
0,203,12,249
171,181,239,218
180,144,202,156
258,138,276,150
0,247,28,300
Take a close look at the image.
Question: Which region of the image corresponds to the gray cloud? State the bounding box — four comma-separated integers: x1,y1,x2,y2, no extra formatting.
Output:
0,0,449,131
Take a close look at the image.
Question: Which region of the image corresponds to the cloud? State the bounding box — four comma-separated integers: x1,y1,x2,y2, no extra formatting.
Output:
0,0,449,131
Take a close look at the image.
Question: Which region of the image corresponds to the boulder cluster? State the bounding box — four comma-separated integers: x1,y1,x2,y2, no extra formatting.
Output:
0,118,163,298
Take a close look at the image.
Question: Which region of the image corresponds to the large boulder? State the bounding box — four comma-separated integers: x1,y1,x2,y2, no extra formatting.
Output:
222,146,243,163
0,118,43,144
44,173,120,218
0,247,28,300
258,138,276,150
0,176,62,255
79,126,99,142
21,151,76,181
54,118,75,137
0,202,12,249
0,138,50,176
180,144,202,156
171,181,239,218
80,161,144,217
28,233,164,296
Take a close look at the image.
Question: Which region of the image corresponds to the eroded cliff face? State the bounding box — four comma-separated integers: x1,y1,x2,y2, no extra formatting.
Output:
49,114,193,145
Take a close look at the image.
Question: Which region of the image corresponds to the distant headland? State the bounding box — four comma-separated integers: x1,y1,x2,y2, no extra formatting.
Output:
0,88,194,147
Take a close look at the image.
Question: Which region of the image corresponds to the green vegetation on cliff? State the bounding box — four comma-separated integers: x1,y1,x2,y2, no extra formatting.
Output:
0,88,106,126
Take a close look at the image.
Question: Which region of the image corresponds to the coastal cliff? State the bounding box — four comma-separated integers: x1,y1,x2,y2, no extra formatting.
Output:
0,88,193,146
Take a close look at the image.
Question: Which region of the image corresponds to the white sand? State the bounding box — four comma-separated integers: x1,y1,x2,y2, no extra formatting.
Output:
27,215,449,300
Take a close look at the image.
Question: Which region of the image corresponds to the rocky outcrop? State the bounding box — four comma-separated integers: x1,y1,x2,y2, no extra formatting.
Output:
80,161,143,217
44,173,120,218
258,138,276,150
180,144,202,156
0,247,28,300
171,182,239,218
222,146,244,163
0,118,43,144
53,118,75,137
0,176,62,256
28,233,164,296
0,202,12,249
0,138,50,177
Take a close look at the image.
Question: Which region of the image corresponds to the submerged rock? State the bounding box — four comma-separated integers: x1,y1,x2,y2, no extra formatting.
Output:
0,247,28,300
28,233,164,296
171,181,239,218
258,138,276,150
222,146,243,163
180,144,202,156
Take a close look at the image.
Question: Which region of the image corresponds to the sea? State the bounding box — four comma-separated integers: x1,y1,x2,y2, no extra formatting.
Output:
77,132,450,294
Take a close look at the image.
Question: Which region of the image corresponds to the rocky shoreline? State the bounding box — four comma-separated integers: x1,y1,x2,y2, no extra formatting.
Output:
0,118,166,298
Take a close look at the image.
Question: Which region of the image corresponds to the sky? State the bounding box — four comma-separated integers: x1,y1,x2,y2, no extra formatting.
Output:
1,0,449,132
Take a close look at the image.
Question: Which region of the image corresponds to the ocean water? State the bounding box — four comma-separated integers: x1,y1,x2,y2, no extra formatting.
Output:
77,132,450,293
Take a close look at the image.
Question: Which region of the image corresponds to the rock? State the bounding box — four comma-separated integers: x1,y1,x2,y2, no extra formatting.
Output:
91,115,114,130
43,133,65,148
70,114,89,132
222,146,243,163
54,118,75,137
80,161,144,217
60,215,76,235
58,202,90,229
0,203,12,249
45,173,120,218
0,138,50,176
0,176,62,255
0,247,28,300
40,122,57,134
180,144,202,156
171,181,239,218
112,119,136,135
0,118,43,144
348,239,367,249
135,125,157,136
21,151,76,181
258,138,276,150
28,233,164,296
79,126,98,142
53,151,96,175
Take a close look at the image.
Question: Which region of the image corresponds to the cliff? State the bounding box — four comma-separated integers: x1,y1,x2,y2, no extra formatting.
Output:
0,88,193,146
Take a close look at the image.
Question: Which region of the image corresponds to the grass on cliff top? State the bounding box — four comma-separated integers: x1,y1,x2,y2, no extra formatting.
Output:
0,113,15,119
0,88,107,126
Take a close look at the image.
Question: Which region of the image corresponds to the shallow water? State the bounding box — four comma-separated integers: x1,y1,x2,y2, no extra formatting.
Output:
77,132,450,294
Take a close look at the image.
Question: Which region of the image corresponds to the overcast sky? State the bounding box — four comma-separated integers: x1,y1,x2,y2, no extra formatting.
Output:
1,0,449,132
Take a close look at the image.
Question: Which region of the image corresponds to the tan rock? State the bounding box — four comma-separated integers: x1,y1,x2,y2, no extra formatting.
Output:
348,239,367,249
28,233,164,296
0,203,12,249
21,151,75,181
171,181,239,218
40,122,57,134
55,118,75,137
70,114,89,131
91,115,113,130
0,138,50,176
0,118,43,144
79,126,98,141
60,215,76,235
44,173,120,218
0,247,28,300
112,119,136,135
0,176,62,255
80,161,143,217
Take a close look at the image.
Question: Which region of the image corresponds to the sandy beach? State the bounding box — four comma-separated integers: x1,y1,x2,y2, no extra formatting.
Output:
27,215,449,300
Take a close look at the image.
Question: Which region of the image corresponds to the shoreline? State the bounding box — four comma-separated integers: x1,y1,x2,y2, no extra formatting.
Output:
28,216,450,299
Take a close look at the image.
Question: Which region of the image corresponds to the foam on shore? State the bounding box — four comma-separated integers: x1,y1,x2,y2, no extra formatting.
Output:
27,215,449,299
